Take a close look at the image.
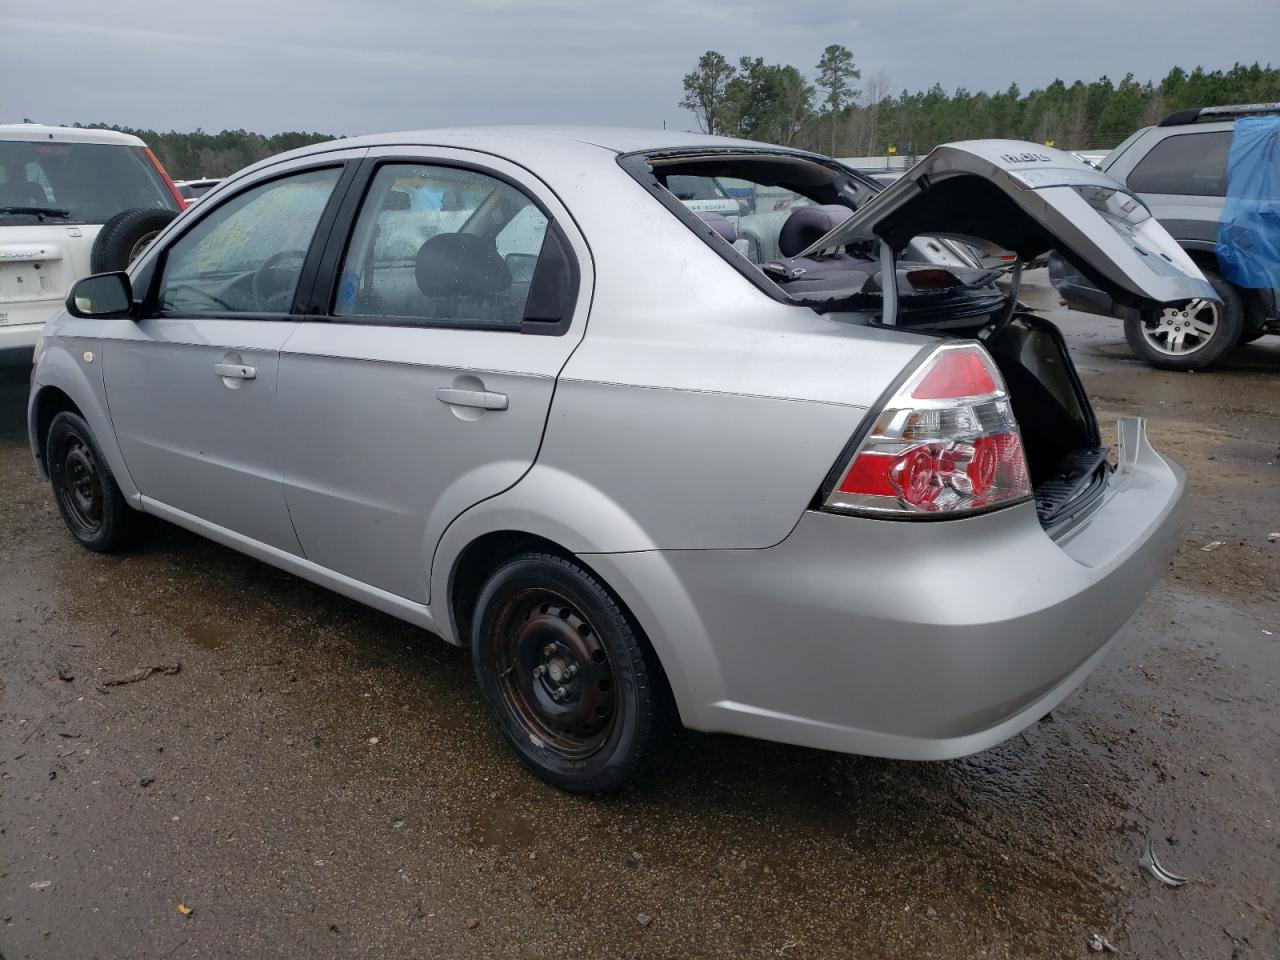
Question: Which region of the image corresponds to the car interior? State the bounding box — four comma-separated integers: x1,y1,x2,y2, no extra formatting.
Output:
335,168,549,327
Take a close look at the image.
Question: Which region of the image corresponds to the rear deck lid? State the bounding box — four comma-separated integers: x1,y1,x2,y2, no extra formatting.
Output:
800,140,1216,310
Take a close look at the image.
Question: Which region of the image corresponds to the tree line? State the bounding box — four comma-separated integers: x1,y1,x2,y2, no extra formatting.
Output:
681,51,1280,158
70,124,336,180
62,55,1279,179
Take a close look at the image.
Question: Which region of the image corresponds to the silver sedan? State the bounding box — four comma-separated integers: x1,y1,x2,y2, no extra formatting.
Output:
29,128,1205,792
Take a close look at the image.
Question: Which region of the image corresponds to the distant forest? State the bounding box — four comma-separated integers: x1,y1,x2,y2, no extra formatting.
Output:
68,61,1279,178
70,124,336,180
680,57,1280,158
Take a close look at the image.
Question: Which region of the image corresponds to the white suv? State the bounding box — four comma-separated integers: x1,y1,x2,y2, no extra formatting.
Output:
0,124,184,365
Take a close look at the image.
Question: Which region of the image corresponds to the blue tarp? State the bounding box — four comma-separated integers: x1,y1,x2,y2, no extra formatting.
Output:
1216,116,1280,289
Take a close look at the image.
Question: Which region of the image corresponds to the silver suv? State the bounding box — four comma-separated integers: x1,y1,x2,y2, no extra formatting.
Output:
30,129,1202,791
1051,102,1280,369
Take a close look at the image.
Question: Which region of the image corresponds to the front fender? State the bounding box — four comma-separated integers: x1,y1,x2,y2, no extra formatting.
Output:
29,339,139,500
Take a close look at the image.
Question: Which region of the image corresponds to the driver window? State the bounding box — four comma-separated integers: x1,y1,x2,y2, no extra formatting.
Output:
157,167,340,316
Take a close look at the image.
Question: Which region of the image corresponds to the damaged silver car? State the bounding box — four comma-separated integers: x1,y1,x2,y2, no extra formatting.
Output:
29,129,1207,791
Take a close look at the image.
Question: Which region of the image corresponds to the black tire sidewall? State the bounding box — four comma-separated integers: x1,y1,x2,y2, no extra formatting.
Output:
90,208,179,273
471,553,664,793
46,412,136,552
1124,269,1244,371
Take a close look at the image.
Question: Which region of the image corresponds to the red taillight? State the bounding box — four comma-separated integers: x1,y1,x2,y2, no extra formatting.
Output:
905,268,963,291
144,147,186,210
822,343,1032,518
911,349,997,399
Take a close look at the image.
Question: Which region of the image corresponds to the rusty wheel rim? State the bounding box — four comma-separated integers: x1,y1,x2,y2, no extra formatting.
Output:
492,588,616,759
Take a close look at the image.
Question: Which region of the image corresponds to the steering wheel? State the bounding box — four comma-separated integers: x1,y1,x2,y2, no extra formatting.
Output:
250,249,307,312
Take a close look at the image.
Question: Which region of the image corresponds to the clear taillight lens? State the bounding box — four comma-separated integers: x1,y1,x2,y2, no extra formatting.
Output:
823,342,1032,518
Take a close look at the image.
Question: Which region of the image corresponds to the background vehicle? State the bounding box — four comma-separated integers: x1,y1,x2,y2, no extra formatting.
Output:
174,177,222,207
1050,103,1280,369
0,123,184,365
30,130,1195,793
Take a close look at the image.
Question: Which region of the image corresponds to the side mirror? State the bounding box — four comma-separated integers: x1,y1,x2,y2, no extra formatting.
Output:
67,272,135,319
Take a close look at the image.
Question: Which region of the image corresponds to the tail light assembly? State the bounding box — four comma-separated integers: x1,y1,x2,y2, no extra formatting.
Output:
822,342,1032,518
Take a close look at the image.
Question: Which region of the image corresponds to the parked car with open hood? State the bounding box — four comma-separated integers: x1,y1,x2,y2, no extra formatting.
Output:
29,128,1204,791
0,124,185,365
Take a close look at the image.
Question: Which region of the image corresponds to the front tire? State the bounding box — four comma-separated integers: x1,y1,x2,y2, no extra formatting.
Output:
1124,268,1244,370
46,412,143,552
471,552,674,793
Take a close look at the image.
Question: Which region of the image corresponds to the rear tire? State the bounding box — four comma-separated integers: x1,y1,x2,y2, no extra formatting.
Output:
1124,268,1243,370
470,552,675,793
46,412,143,552
90,208,179,273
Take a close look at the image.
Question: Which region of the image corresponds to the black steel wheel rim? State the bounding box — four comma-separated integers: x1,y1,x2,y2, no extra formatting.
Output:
58,436,104,537
492,588,616,760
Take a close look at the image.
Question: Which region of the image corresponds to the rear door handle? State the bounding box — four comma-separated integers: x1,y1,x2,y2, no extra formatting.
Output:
435,387,508,411
214,362,257,380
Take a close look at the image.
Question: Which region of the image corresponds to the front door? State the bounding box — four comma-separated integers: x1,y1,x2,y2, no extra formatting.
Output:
102,163,351,552
276,151,590,602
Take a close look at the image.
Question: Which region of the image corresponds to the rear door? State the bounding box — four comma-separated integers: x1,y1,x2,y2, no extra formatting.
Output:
802,140,1218,313
276,148,591,602
102,153,363,551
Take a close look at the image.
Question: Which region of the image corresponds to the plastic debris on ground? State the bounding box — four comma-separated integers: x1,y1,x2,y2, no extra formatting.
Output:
1138,838,1189,887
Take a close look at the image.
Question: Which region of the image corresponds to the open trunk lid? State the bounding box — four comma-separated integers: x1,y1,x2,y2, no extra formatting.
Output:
800,139,1216,313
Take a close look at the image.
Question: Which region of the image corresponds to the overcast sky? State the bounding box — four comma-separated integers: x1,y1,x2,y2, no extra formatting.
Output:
3,0,1276,136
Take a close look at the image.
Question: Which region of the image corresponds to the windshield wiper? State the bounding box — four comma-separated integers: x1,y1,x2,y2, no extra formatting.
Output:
0,206,72,219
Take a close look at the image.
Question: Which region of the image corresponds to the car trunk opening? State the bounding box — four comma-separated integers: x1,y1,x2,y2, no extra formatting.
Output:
983,314,1107,527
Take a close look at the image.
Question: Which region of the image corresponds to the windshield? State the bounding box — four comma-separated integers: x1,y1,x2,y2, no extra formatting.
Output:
0,140,178,226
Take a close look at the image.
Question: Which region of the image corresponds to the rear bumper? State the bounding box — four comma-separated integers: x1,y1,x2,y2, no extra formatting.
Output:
589,417,1184,760
0,323,41,366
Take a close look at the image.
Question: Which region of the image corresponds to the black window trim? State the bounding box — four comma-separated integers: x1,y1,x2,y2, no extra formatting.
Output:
300,154,580,336
138,160,361,322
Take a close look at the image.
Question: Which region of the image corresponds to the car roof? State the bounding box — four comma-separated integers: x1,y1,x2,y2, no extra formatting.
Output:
259,125,777,167
0,123,147,147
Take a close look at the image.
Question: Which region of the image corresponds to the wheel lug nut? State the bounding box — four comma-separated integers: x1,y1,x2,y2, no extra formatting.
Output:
543,644,555,657
533,664,546,677
554,686,567,700
564,663,578,678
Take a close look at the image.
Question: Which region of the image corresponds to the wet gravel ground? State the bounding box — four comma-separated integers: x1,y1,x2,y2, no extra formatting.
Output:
2,278,1278,959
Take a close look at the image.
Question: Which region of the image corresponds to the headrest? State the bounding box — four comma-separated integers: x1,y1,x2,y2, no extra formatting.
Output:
778,204,854,257
415,233,511,298
696,211,737,244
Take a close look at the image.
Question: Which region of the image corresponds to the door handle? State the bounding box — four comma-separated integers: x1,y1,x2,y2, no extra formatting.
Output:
435,387,508,411
214,362,257,380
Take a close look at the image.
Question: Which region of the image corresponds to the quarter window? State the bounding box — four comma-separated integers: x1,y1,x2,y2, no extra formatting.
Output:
1126,132,1232,197
157,167,340,315
333,164,551,327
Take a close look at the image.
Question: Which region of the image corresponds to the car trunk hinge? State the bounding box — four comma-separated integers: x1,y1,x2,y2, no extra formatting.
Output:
879,240,898,326
979,257,1023,343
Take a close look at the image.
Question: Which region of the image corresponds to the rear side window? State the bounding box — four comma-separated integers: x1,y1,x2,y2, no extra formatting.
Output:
1126,131,1232,197
0,140,177,225
333,163,555,329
